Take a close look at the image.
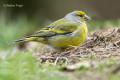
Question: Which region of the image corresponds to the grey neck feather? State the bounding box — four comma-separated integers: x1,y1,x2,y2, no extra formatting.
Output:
64,14,82,24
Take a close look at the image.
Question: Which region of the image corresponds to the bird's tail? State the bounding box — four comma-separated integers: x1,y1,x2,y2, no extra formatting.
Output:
15,36,36,42
15,38,28,43
15,35,47,44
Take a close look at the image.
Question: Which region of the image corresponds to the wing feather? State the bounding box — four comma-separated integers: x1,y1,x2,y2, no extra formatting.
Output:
29,19,79,38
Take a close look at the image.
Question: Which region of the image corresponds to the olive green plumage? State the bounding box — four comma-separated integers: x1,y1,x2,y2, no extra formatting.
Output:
16,11,90,49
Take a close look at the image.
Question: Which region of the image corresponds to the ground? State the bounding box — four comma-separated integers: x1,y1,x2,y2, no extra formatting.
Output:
27,28,120,80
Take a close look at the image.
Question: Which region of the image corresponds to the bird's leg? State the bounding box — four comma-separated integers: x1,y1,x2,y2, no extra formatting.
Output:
65,45,78,51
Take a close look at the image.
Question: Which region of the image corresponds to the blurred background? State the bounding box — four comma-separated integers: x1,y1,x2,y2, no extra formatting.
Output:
1,0,120,20
0,0,120,49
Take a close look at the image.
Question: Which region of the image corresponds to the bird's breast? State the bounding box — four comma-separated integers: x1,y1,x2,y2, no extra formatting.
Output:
70,23,88,46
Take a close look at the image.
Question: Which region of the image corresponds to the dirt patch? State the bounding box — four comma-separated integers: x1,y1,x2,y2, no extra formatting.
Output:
32,28,120,64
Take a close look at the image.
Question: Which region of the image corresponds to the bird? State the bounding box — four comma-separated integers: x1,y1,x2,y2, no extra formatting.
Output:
16,11,90,50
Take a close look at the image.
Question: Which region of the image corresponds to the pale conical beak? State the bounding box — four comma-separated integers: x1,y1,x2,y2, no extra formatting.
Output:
84,15,91,21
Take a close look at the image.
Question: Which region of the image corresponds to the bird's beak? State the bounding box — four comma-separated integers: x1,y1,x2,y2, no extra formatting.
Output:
84,15,91,21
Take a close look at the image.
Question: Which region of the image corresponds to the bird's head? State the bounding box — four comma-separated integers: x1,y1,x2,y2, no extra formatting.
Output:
65,11,90,23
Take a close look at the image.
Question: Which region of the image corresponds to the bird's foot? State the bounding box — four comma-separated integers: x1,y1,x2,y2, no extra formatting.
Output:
65,45,78,51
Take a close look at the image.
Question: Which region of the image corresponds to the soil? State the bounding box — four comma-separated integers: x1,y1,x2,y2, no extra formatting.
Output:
32,28,120,65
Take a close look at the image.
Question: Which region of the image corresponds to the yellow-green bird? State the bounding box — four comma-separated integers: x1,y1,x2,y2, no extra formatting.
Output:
16,11,90,49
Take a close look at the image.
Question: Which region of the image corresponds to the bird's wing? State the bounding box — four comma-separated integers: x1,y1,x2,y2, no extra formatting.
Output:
30,22,79,38
15,20,80,43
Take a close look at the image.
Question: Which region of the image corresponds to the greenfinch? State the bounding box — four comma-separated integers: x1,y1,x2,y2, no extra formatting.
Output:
16,11,90,49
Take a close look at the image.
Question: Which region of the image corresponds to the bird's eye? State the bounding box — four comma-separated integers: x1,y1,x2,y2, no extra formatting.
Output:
79,15,84,17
